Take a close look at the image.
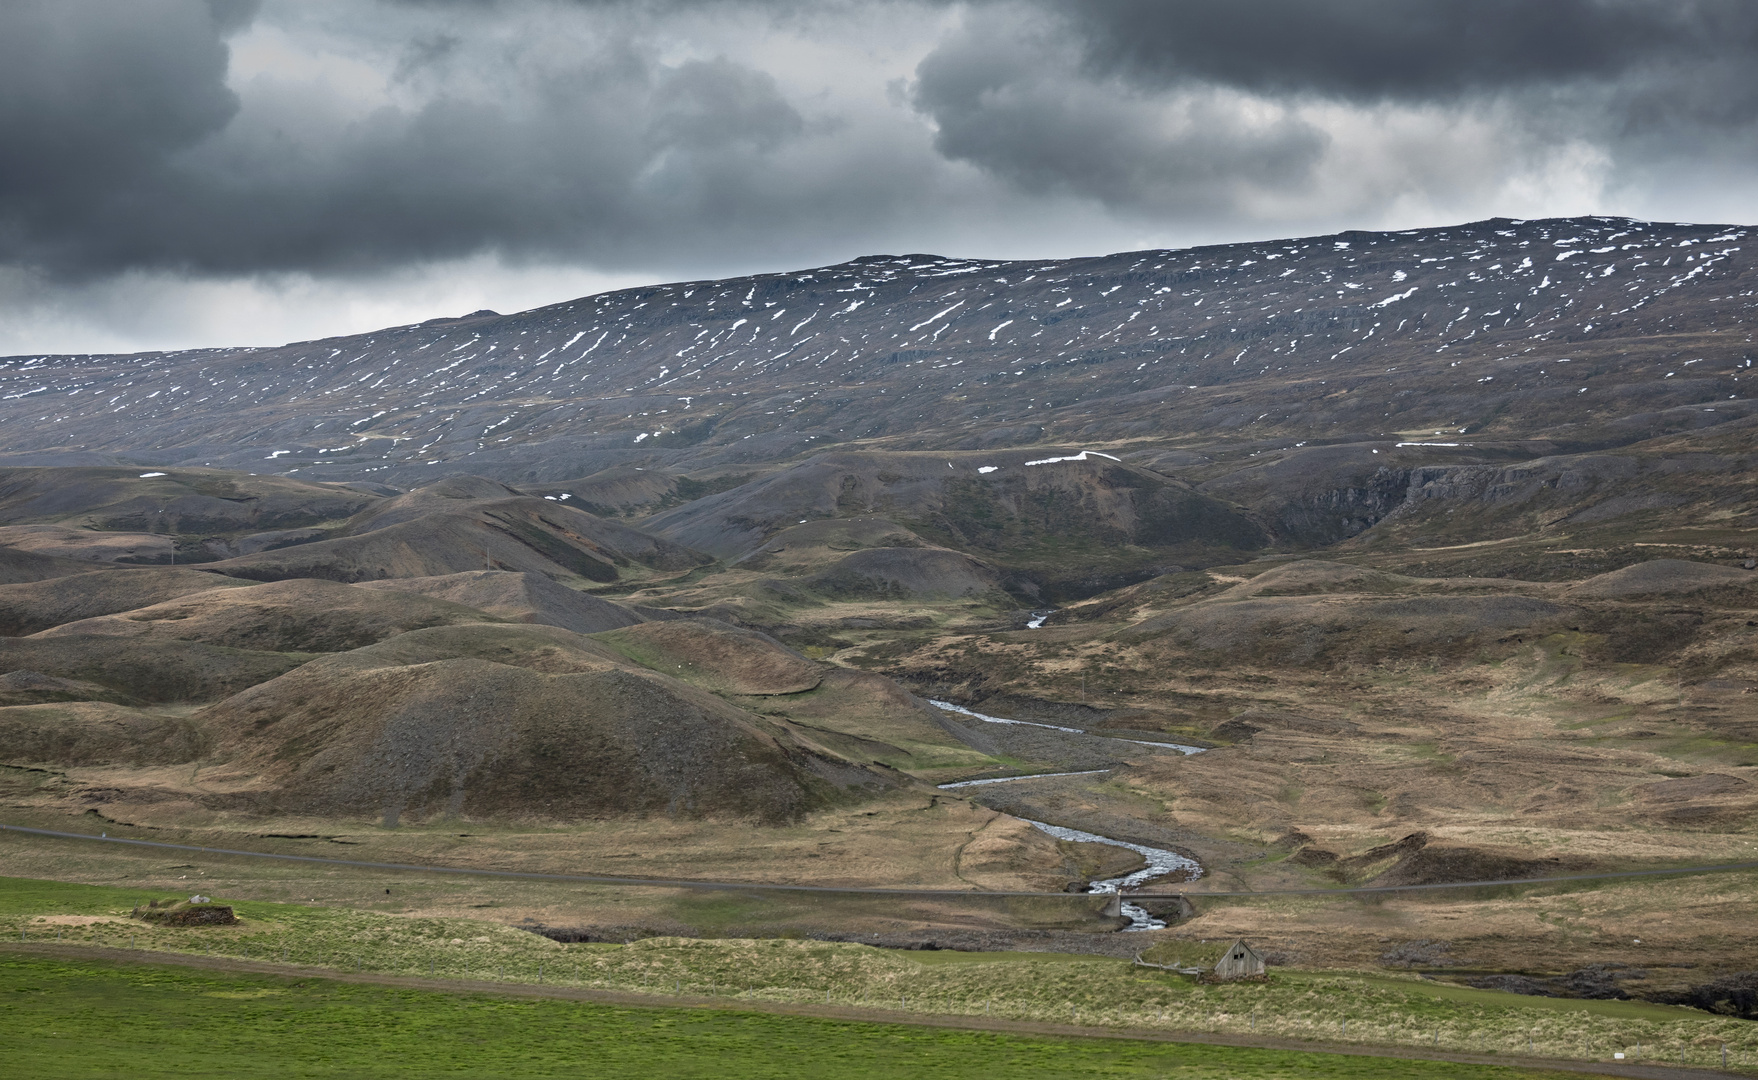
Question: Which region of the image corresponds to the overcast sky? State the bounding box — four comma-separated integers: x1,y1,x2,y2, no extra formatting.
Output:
5,0,1756,355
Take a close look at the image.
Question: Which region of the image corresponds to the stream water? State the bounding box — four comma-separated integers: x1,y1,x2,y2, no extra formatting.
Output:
1025,819,1202,931
930,764,1204,931
928,699,1208,755
935,769,1112,789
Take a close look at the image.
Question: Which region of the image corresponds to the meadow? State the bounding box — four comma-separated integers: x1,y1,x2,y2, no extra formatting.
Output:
6,875,1754,1074
0,953,1639,1080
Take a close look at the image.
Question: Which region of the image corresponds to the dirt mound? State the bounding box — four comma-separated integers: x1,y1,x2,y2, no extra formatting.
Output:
1367,842,1585,887
0,568,252,636
131,899,237,926
1569,559,1753,599
732,667,990,769
1210,707,1358,741
809,547,1001,600
0,701,209,765
0,636,304,703
594,619,822,695
31,579,496,653
734,517,923,566
1465,974,1558,997
1283,833,1572,889
203,654,889,823
357,571,643,635
1633,773,1750,802
215,481,708,584
1221,560,1422,598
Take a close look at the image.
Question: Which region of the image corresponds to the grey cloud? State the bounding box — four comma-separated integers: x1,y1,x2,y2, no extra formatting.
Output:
1050,0,1758,197
0,3,859,278
911,14,1329,214
4,0,1758,312
1054,0,1758,103
393,32,463,81
0,1,250,229
905,0,1758,222
652,58,804,152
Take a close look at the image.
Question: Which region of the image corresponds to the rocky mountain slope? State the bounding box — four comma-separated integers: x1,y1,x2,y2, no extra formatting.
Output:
0,216,1746,482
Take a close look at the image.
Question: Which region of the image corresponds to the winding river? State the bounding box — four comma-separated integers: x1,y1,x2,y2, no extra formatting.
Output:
929,695,1210,931
938,765,1204,932
1023,818,1202,931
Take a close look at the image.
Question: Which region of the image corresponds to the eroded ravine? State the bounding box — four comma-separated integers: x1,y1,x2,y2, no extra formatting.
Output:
928,696,1208,931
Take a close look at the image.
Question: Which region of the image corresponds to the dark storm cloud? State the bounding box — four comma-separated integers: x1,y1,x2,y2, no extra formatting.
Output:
146,51,812,273
0,1,251,227
3,0,1758,293
910,9,1332,213
1054,0,1758,101
909,0,1758,218
0,1,847,278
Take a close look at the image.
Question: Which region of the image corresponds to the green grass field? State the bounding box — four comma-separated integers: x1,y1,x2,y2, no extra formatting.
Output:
4,874,1753,1075
1,953,1603,1080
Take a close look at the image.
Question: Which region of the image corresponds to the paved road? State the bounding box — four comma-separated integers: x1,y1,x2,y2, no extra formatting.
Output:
6,822,1758,899
3,942,1744,1080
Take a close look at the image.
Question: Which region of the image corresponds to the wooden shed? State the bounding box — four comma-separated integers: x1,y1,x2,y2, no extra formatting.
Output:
1210,938,1267,980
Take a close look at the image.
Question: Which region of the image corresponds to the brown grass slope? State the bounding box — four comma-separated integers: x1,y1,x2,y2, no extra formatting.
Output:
0,622,905,826
0,567,251,636
807,546,1003,600
729,667,1003,775
357,570,643,634
28,579,499,653
593,619,823,695
0,701,208,766
0,636,306,704
642,451,1267,575
0,546,113,585
1113,556,1758,674
214,476,708,584
314,621,631,672
0,524,180,565
200,639,898,823
1123,589,1572,664
1568,558,1755,599
0,466,376,533
0,669,133,706
730,517,927,570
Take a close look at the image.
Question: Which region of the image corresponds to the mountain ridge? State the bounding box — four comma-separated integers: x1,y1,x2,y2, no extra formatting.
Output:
0,215,1747,492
